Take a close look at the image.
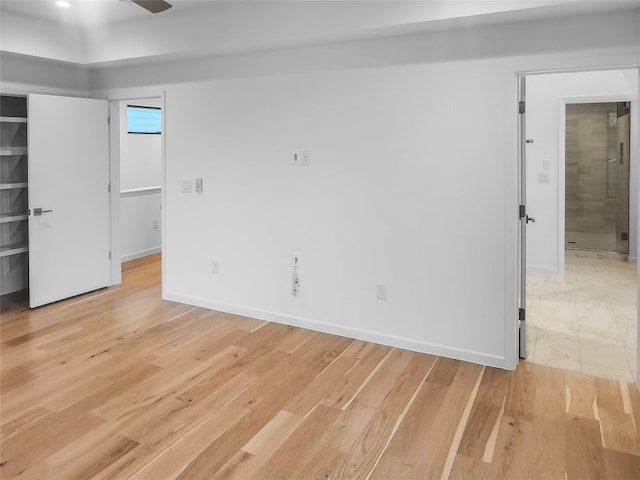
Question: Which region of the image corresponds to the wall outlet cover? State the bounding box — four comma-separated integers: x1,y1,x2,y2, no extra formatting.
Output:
538,173,550,184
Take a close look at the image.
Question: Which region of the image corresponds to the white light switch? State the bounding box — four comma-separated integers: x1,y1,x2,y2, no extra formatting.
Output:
182,180,193,193
538,173,550,184
300,151,310,166
377,283,388,301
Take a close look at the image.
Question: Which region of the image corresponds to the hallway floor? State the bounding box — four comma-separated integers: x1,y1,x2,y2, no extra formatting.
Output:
526,252,638,383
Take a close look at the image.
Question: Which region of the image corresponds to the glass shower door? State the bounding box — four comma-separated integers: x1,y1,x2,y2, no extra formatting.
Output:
565,102,630,254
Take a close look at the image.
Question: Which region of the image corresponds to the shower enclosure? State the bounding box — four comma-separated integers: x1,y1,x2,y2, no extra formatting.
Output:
565,102,630,254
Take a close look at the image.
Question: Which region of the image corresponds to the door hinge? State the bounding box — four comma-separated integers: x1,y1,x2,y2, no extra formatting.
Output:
519,308,525,321
108,184,111,193
107,115,110,125
518,101,525,114
109,251,112,260
519,205,526,219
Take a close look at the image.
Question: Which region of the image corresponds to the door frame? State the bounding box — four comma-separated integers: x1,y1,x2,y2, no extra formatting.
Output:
107,93,165,288
558,96,638,272
516,67,640,387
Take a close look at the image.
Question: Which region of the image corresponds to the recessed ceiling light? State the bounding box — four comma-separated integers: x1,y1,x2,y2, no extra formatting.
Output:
56,1,71,7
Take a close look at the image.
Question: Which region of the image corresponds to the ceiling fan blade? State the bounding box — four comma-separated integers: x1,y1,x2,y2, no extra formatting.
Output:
132,1,172,14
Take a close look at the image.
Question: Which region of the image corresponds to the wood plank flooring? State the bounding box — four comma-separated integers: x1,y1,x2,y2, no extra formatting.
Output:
1,253,639,479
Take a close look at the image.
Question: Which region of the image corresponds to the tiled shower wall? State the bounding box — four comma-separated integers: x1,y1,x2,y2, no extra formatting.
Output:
565,103,629,253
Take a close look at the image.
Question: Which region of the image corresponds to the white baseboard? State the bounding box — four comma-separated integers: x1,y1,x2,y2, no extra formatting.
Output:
163,292,509,370
527,266,559,274
628,256,637,264
122,246,161,263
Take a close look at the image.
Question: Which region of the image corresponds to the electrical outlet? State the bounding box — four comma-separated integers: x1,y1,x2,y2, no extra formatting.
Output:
377,283,388,301
182,180,193,193
211,260,220,274
292,253,301,268
152,220,159,230
538,173,550,184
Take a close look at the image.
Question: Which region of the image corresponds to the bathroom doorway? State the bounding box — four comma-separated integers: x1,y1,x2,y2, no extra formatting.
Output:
565,102,630,254
522,69,638,384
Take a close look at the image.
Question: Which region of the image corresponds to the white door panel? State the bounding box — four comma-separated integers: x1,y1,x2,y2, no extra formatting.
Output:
28,94,110,308
518,77,528,359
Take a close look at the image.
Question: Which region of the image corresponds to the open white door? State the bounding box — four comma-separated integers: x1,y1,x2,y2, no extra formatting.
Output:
28,94,110,308
518,77,530,359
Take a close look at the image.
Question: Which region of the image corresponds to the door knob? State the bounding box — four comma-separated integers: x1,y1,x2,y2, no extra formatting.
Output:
526,215,536,223
33,208,53,216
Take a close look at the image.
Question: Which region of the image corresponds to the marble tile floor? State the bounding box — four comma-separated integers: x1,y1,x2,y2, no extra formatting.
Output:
525,251,638,383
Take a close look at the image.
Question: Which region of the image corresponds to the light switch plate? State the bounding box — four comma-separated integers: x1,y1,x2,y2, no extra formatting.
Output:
300,151,310,166
377,283,388,301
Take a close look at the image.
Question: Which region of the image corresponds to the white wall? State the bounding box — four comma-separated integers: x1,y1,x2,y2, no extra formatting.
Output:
527,70,638,272
0,51,91,96
0,10,86,65
4,5,638,371
165,61,511,367
90,7,640,92
119,99,162,262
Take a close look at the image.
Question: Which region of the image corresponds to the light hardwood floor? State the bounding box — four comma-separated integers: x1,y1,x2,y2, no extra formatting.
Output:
1,253,639,479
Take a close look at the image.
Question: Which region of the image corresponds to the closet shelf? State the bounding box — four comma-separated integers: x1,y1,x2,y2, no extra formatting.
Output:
1,94,28,295
0,182,28,190
0,243,28,258
0,213,28,224
0,117,27,123
0,147,28,156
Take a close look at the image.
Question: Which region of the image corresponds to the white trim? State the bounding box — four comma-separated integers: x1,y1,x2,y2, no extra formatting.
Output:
560,94,639,103
628,256,637,263
122,246,161,262
108,94,165,288
164,291,509,370
120,186,161,197
558,101,566,276
161,91,167,303
527,266,559,274
108,100,121,286
0,81,91,98
631,100,639,263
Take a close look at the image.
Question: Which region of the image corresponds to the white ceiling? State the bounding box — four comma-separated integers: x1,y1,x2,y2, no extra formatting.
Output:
1,1,638,66
1,0,210,27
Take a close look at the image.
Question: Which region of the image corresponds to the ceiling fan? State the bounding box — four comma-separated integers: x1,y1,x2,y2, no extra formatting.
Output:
131,0,172,14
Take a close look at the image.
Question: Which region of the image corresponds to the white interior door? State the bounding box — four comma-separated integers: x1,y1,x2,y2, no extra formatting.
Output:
28,94,110,308
518,76,529,359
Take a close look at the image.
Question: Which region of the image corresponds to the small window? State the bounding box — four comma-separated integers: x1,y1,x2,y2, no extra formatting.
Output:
127,105,161,134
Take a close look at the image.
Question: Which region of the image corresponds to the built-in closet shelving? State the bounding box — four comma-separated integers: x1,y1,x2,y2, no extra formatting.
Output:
1,95,29,295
